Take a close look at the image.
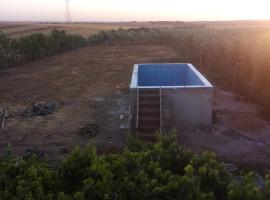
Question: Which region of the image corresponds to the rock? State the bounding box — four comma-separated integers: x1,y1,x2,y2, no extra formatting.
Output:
119,114,125,120
16,137,24,142
77,122,98,137
61,148,69,153
120,124,128,129
23,148,44,159
22,102,56,117
212,110,218,124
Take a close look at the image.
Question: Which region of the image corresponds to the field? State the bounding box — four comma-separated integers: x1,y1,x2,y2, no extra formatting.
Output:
2,20,270,38
0,21,185,38
1,21,270,169
0,44,177,163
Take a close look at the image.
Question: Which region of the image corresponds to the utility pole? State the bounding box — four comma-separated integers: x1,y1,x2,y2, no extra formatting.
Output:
65,0,72,23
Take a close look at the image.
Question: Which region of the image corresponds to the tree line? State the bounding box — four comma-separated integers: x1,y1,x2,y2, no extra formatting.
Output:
87,27,270,117
0,30,87,68
0,133,269,200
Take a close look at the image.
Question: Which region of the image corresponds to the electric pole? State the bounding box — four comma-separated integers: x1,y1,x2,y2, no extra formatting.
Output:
65,0,72,23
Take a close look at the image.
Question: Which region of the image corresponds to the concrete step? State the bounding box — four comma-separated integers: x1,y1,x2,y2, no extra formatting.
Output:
138,126,159,133
139,109,160,117
139,103,160,109
138,117,160,127
139,89,159,95
139,93,160,97
139,95,160,102
139,103,160,110
137,89,161,139
139,132,156,141
139,116,160,120
139,100,160,105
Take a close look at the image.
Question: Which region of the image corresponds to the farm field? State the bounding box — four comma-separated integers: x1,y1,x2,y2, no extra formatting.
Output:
0,21,184,38
0,44,178,163
2,20,270,169
1,39,270,169
2,20,270,38
3,0,270,195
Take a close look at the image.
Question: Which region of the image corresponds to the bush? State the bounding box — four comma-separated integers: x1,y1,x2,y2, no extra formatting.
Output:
0,30,87,68
0,133,269,199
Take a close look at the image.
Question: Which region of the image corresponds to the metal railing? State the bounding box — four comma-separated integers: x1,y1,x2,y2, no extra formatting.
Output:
159,87,162,129
136,88,139,128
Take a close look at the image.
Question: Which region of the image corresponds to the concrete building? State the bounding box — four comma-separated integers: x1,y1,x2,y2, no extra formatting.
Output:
130,63,213,139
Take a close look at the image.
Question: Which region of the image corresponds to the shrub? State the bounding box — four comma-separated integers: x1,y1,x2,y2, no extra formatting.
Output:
0,133,269,199
0,30,87,68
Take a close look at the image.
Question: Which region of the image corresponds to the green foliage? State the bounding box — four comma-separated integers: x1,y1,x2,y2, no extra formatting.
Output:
0,30,87,67
0,133,269,199
227,172,263,200
0,156,59,200
88,28,164,45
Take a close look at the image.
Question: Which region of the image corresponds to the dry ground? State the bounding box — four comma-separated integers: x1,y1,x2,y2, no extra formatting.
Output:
180,89,270,170
0,44,178,163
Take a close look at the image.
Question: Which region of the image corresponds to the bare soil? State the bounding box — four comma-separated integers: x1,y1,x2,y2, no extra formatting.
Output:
0,44,177,163
179,89,270,170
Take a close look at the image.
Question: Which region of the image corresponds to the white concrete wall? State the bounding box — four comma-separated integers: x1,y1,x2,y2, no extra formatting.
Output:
161,87,213,130
130,63,213,131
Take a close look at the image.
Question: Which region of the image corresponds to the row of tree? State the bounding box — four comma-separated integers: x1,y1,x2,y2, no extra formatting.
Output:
0,30,87,68
87,27,270,117
1,133,269,200
0,28,165,68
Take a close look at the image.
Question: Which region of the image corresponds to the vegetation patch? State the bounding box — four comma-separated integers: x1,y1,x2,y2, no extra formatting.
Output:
0,30,87,67
0,133,270,200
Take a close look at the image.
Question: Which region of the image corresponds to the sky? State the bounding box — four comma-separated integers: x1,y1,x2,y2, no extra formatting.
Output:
1,0,270,22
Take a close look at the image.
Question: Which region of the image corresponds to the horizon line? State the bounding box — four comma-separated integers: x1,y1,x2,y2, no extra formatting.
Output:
1,19,270,23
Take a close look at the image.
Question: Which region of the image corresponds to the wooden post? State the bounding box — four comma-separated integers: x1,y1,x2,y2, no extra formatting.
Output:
199,49,202,68
159,87,162,129
1,109,8,128
206,62,211,77
248,63,257,102
136,88,139,129
232,63,238,92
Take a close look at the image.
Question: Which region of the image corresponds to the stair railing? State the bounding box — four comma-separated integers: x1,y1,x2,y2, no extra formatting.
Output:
159,87,162,129
136,88,139,128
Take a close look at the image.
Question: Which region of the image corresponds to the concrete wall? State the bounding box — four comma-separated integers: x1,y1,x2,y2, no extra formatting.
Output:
161,87,213,130
130,63,213,131
129,89,137,131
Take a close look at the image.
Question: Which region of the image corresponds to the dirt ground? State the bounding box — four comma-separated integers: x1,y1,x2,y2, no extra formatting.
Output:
1,43,270,169
0,44,178,163
180,89,270,170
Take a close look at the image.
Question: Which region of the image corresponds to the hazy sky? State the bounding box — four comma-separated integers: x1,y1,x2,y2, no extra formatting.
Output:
1,0,270,22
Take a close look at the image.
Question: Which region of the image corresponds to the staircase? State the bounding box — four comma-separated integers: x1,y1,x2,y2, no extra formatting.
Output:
137,89,161,141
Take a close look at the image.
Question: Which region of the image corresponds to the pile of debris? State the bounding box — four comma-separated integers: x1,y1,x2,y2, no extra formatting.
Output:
77,122,99,137
23,102,55,117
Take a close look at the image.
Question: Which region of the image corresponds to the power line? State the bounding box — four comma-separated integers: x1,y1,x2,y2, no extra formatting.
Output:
65,0,72,23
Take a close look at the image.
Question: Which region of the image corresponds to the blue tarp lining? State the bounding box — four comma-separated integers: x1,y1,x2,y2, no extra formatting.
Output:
137,64,204,86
